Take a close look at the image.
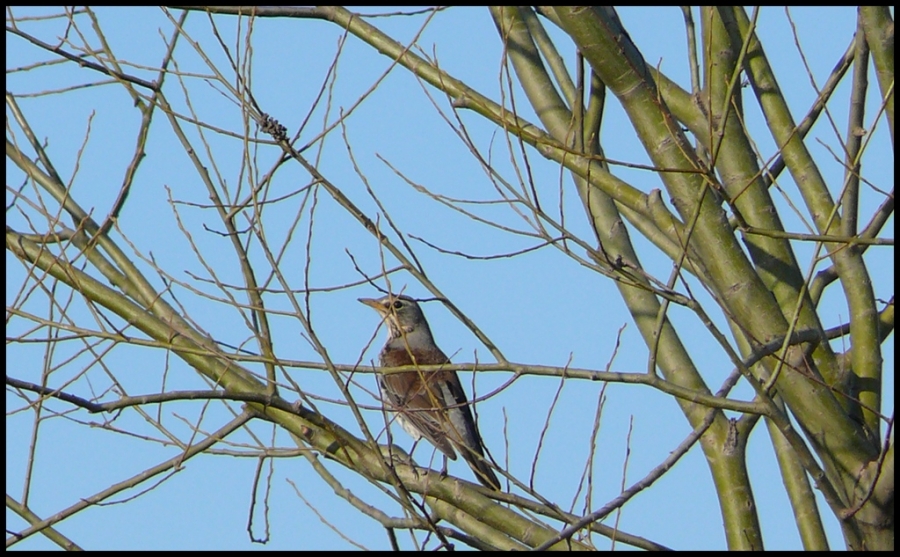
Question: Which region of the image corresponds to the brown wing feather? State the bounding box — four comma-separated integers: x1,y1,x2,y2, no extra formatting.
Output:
438,371,501,490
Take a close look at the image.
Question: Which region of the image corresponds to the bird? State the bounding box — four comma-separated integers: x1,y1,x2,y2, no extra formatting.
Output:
359,293,501,491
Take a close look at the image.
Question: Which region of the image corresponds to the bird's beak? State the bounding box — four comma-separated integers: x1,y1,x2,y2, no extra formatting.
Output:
358,297,386,315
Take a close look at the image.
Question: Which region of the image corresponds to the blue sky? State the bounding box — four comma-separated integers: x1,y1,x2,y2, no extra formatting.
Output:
6,6,894,550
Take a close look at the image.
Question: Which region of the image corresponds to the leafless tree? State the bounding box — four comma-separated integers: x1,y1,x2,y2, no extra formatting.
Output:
7,6,893,550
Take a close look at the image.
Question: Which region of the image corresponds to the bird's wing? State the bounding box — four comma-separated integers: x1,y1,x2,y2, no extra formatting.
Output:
437,372,502,490
380,370,458,458
437,370,488,454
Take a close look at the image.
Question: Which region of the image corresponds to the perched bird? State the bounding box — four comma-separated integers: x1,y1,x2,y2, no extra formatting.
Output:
359,294,501,490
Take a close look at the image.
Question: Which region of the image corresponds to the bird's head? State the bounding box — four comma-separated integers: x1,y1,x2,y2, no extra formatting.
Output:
358,293,431,341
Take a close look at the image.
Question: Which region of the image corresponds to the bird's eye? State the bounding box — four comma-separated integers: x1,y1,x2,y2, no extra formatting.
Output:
392,301,404,309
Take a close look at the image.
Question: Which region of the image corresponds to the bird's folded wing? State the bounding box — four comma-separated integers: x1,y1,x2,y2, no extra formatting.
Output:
379,371,458,459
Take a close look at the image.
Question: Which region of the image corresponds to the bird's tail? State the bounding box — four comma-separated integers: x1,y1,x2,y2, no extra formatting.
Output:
460,449,502,491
